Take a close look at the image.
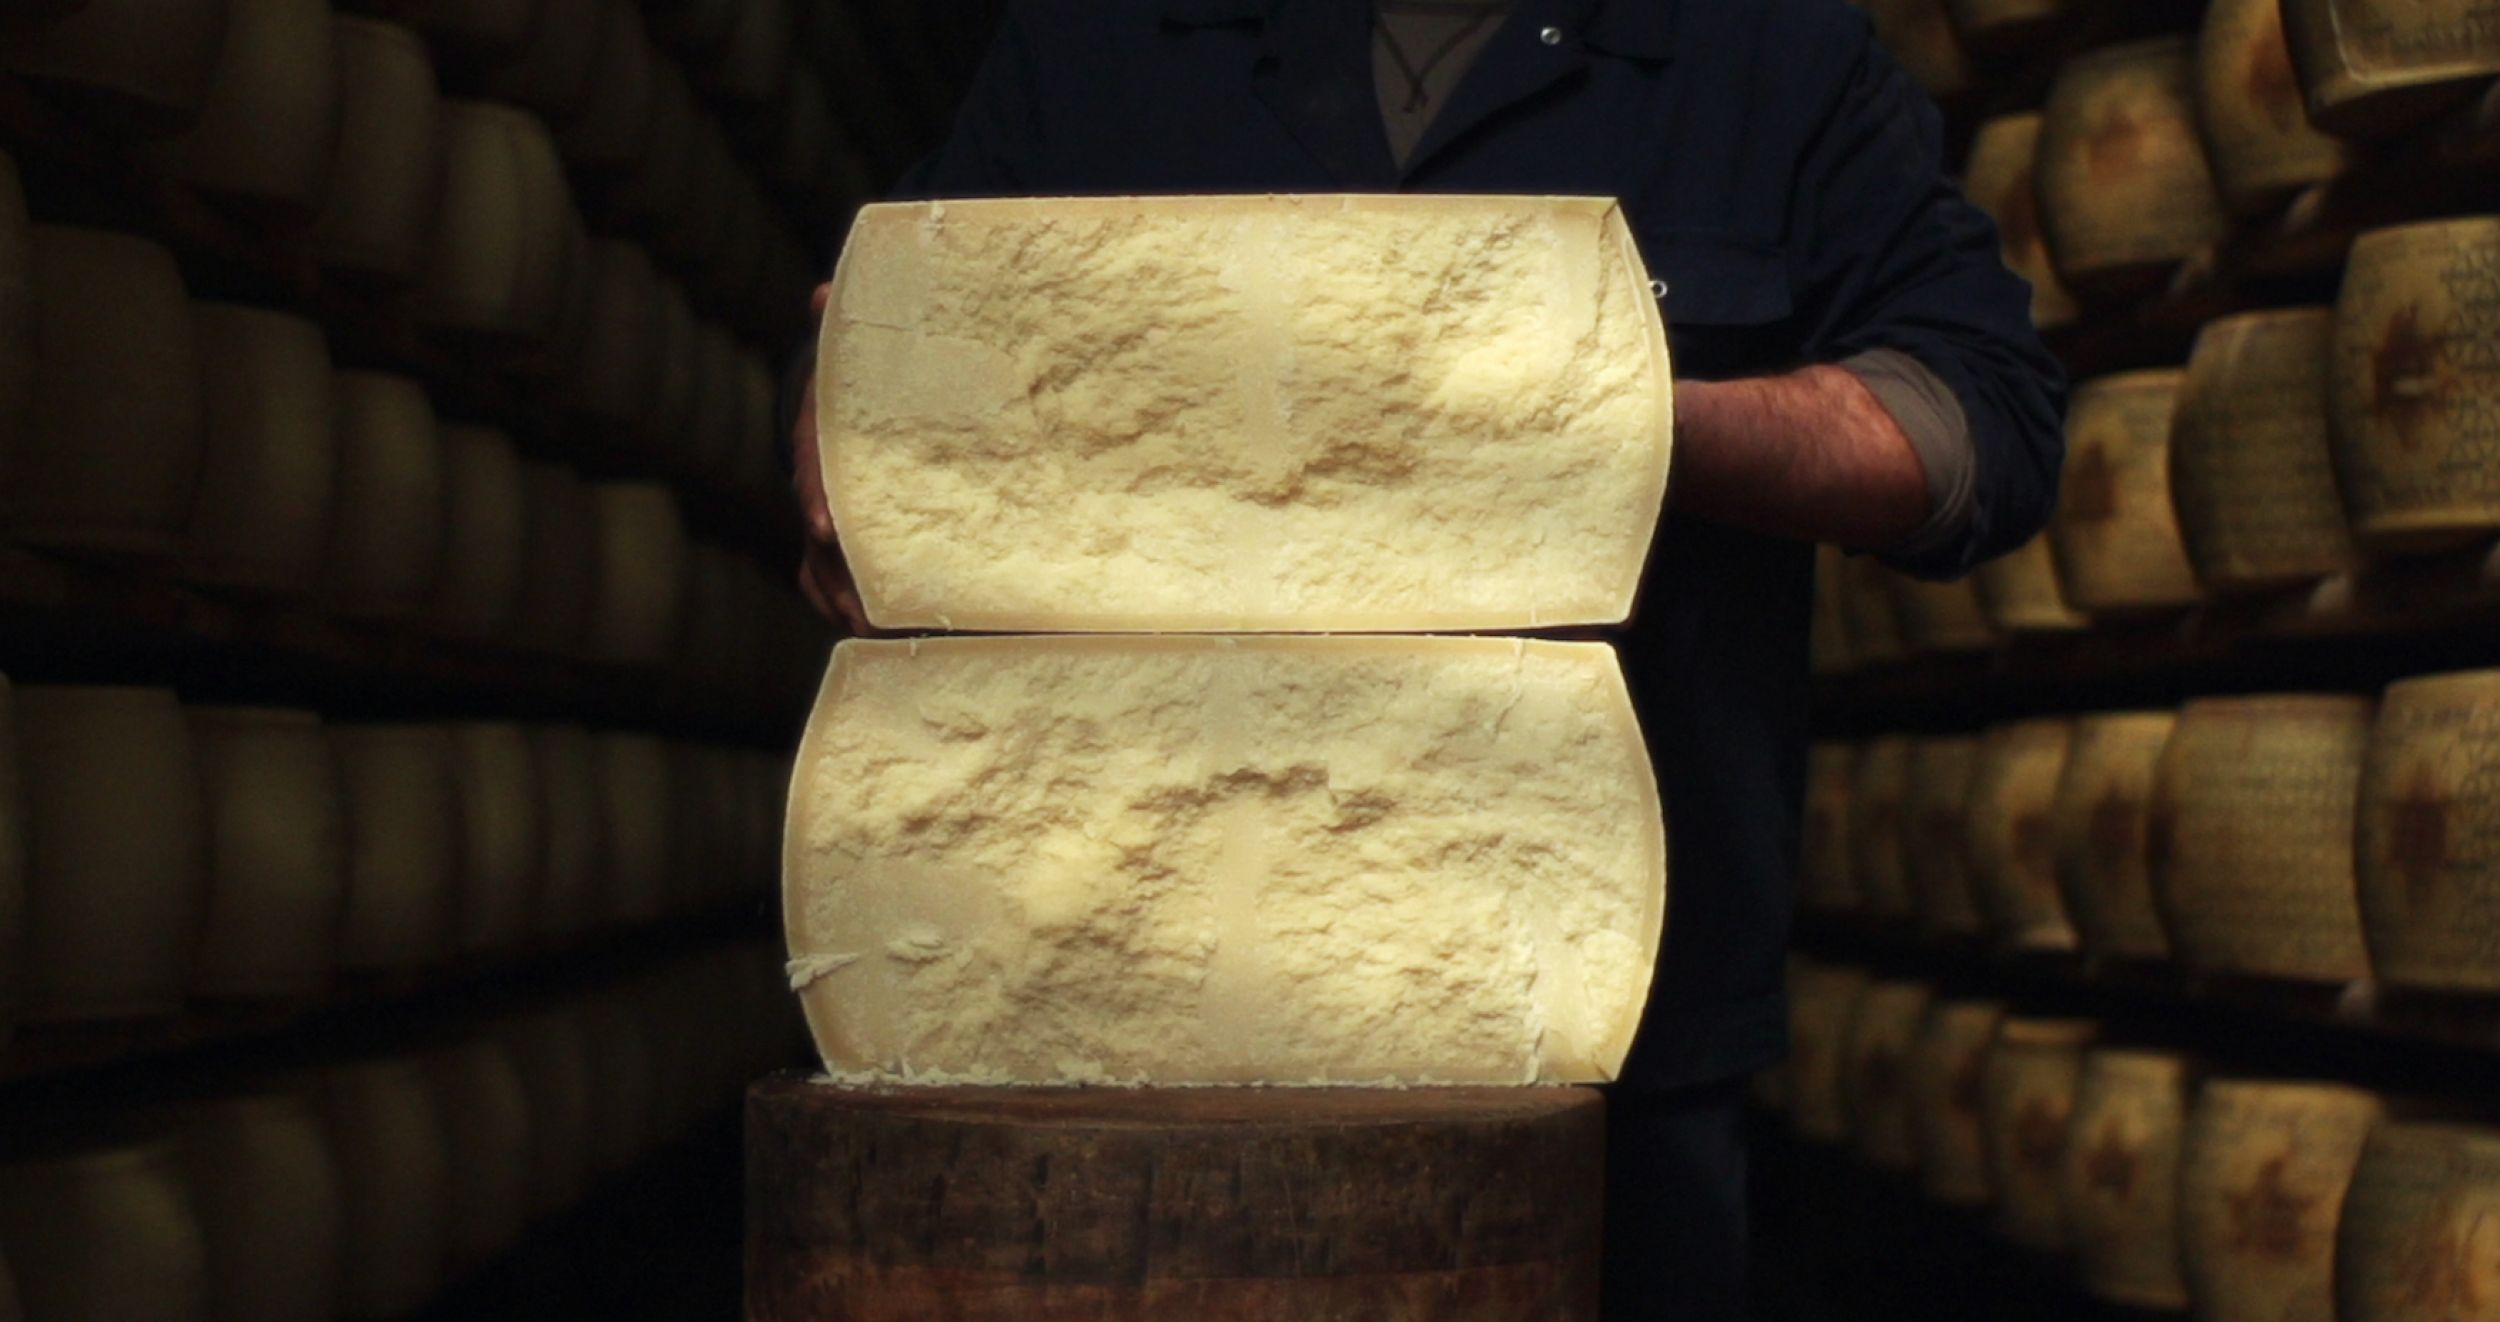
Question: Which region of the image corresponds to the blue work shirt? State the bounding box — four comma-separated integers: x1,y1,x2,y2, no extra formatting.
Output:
884,0,2067,1090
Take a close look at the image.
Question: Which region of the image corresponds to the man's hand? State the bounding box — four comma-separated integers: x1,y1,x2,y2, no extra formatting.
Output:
1669,367,1932,552
792,282,876,634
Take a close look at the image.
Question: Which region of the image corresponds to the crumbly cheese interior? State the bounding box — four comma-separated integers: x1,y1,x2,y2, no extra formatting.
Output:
820,196,1672,632
782,636,1664,1086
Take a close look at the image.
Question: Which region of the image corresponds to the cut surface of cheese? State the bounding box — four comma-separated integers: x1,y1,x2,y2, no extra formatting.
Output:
784,636,1666,1086
819,196,1674,633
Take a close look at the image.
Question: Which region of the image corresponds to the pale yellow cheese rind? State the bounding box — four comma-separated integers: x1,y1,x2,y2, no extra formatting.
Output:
818,195,1674,633
782,635,1667,1085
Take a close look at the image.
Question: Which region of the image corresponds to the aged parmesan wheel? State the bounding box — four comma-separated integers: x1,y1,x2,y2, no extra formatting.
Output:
1907,734,1985,938
1851,735,1917,921
15,686,205,1022
788,637,1666,1087
17,228,203,558
310,18,440,285
2329,218,2500,553
425,1036,533,1273
1802,742,1861,916
510,463,596,657
1966,717,2078,952
388,0,539,58
0,677,20,1056
2052,370,2203,613
168,1090,344,1322
2180,1078,2383,1322
587,483,689,667
416,102,576,346
1973,532,2090,632
2171,309,2360,590
554,0,657,173
2061,1048,2197,1311
0,150,29,507
1909,997,2010,1207
1837,553,1909,665
2335,1122,2500,1321
2051,711,2178,963
0,0,231,133
478,0,597,118
2281,0,2500,137
499,1006,594,1216
1811,545,1857,675
0,1146,208,1321
1981,1016,2100,1252
447,723,539,958
422,426,528,640
324,372,445,619
596,733,672,926
580,993,656,1172
1885,572,1997,653
528,725,601,944
1790,961,1873,1145
2198,0,2351,215
323,1058,449,1322
2151,695,2376,983
562,240,663,446
820,196,1675,633
331,725,458,974
2037,38,2234,298
181,305,336,598
189,707,345,1000
2357,669,2500,992
1845,979,1937,1171
143,0,337,214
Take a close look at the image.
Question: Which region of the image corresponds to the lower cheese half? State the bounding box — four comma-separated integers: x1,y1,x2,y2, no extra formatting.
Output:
782,636,1666,1086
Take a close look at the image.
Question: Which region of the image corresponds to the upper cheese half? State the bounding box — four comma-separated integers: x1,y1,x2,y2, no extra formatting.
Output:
782,635,1667,1085
818,195,1675,633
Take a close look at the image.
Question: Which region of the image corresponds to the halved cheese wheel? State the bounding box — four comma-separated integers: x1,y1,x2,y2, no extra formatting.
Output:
528,725,601,943
2052,710,2178,963
2037,38,2233,298
820,196,1675,633
586,483,689,666
323,372,445,619
2329,218,2500,553
167,1090,344,1322
188,707,345,999
2171,308,2358,590
330,725,458,973
144,0,338,213
0,0,231,133
2180,1077,2382,1322
424,1037,533,1273
2063,1048,2199,1310
0,1146,208,1321
322,1058,449,1320
2052,370,2202,613
2356,669,2500,992
2197,0,2350,215
416,102,576,345
423,425,528,640
182,304,336,598
446,722,539,958
785,635,1666,1086
309,18,441,284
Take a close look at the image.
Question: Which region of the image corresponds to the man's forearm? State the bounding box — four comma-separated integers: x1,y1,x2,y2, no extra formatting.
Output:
1670,365,1935,551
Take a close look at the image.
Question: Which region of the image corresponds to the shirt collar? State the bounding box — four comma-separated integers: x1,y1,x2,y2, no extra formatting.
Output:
1162,0,1677,59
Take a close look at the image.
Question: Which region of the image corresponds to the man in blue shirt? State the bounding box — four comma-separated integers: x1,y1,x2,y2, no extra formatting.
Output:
790,2,2066,1315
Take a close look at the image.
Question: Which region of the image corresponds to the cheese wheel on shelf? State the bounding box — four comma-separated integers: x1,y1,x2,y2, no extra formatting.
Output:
586,483,689,667
2281,0,2500,137
478,0,597,118
2180,1078,2383,1322
530,725,601,944
182,304,336,598
1800,742,1859,916
2051,710,2178,963
324,372,446,620
331,725,458,974
322,1058,449,1322
15,686,206,1022
16,228,203,558
787,636,1667,1086
0,676,23,1056
596,733,672,927
2357,669,2500,992
446,722,539,959
1885,571,1996,654
2052,371,2203,613
142,0,337,214
2061,1048,2197,1311
510,463,597,657
1850,735,1916,921
1981,1016,2100,1252
561,240,663,449
2151,695,2375,983
2171,309,2360,591
189,707,344,1000
1844,979,1936,1171
0,0,231,133
421,425,528,641
2036,38,2233,299
2329,218,2500,553
309,18,441,285
0,147,37,499
1836,552,1909,665
1909,997,2010,1207
2197,0,2351,215
553,0,657,174
1907,734,1985,938
1966,717,2078,953
424,1036,532,1274
167,1090,344,1322
0,1146,209,1321
1973,531,2089,632
821,196,1675,633
498,1006,593,1217
416,102,575,346
1788,960,1872,1146
388,0,539,58
1810,544,1856,675
2335,1122,2500,1321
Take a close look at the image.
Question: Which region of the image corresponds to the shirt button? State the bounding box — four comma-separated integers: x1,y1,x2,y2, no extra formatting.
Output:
1539,26,1564,45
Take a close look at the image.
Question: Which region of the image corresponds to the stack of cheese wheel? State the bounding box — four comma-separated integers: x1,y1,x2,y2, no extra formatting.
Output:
2282,0,2500,137
2052,371,2203,614
1907,734,1984,938
446,722,540,959
0,1144,209,1319
1845,979,1936,1172
1973,533,2089,632
423,426,530,641
1850,736,1916,921
586,483,689,667
2060,1047,2196,1311
2051,710,2177,963
1966,717,2078,952
498,1004,594,1219
188,707,345,1000
554,0,658,175
181,305,337,599
322,1057,450,1321
529,725,603,944
15,228,203,559
2195,0,2351,217
2179,1077,2382,1322
0,677,20,1058
2169,309,2360,592
0,0,232,132
2356,669,2500,991
2036,38,2233,300
142,0,337,215
2335,1122,2500,1319
1789,961,1873,1145
425,1035,533,1276
2330,218,2500,554
1908,997,2009,1207
2152,695,2376,984
509,463,598,657
311,18,441,285
1961,114,2078,330
1981,1016,2100,1252
167,1089,344,1322
1802,742,1861,915
324,373,446,620
14,686,206,1024
417,102,577,348
332,724,459,977
596,733,671,927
